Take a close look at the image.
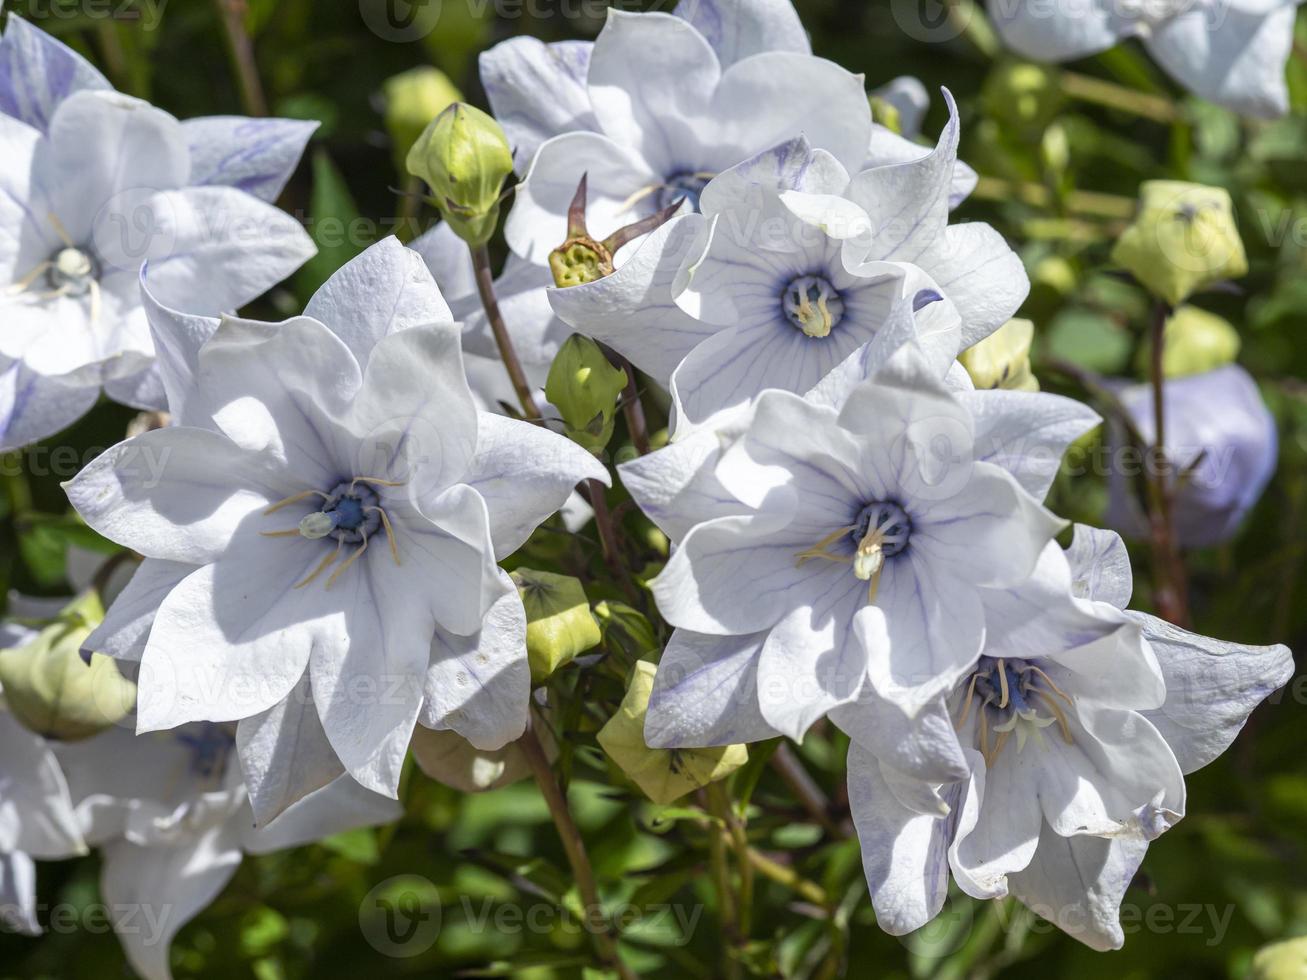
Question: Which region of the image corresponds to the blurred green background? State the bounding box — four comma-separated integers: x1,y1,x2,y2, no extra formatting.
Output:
1,1,1305,977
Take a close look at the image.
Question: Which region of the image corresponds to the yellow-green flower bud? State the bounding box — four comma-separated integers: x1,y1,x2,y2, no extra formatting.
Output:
410,724,555,793
593,601,659,663
868,95,903,135
545,334,628,454
0,592,136,741
1249,936,1307,980
1111,181,1248,307
1134,305,1241,379
960,318,1039,392
512,568,602,684
406,102,513,248
983,61,1062,133
383,66,462,171
598,661,747,806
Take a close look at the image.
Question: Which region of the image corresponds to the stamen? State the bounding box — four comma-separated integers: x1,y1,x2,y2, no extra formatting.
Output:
6,261,53,296
796,525,855,567
1023,664,1074,706
47,212,75,248
325,536,369,590
265,489,331,516
997,658,1010,709
954,673,981,731
367,506,401,565
295,538,343,590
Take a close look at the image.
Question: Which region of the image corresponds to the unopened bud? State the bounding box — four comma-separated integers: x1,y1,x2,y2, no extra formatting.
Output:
512,568,601,684
1111,180,1247,307
383,66,462,170
1135,305,1240,379
545,334,627,453
0,592,136,742
597,661,747,806
960,318,1039,392
406,102,513,247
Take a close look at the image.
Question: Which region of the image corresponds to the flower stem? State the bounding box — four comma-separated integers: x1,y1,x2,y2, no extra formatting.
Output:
616,356,651,456
1060,70,1179,124
1146,300,1192,627
771,744,849,840
213,0,268,117
518,715,635,980
746,848,828,907
470,244,544,423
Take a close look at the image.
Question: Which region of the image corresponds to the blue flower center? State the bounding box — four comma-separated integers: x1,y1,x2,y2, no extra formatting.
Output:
656,171,711,213
318,481,382,544
783,275,844,338
176,723,236,781
852,501,910,557
956,656,1075,764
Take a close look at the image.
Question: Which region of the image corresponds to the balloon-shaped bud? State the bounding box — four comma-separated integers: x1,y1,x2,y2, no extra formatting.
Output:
383,66,462,170
597,661,747,806
1249,937,1307,980
406,102,513,248
960,318,1039,391
0,593,136,741
512,568,602,684
545,334,628,454
1135,305,1241,379
1111,181,1248,307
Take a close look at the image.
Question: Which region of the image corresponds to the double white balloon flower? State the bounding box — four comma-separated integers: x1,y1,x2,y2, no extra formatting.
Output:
0,0,1296,971
0,17,317,451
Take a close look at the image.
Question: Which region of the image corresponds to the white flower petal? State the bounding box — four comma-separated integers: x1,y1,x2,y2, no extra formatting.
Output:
675,0,811,67
236,674,345,826
242,775,401,854
99,828,242,980
0,15,111,133
84,558,195,662
1065,524,1133,609
987,0,1128,62
0,710,84,859
65,426,289,564
1007,825,1148,952
644,629,778,747
182,115,317,202
461,412,609,559
304,237,454,371
0,851,40,936
479,37,597,173
0,361,100,452
421,575,530,751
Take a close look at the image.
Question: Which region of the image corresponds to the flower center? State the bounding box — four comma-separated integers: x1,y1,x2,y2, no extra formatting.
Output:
656,171,712,212
46,246,99,297
795,500,910,604
783,275,844,338
954,657,1074,765
176,723,236,782
261,476,404,590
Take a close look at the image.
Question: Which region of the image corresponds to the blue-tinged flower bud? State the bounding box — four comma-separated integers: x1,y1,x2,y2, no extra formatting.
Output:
960,318,1039,391
1134,305,1241,379
383,66,462,170
545,334,628,454
597,661,748,806
410,724,556,793
512,568,601,684
1106,365,1277,547
1111,181,1248,307
406,102,513,248
0,592,136,741
983,61,1062,133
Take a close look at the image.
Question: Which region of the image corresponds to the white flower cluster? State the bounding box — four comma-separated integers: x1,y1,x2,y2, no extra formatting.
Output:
0,2,1295,975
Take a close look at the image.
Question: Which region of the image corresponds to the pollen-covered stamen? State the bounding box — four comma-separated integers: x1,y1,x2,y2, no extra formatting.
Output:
783,275,845,338
955,656,1075,765
794,501,910,604
262,477,404,589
